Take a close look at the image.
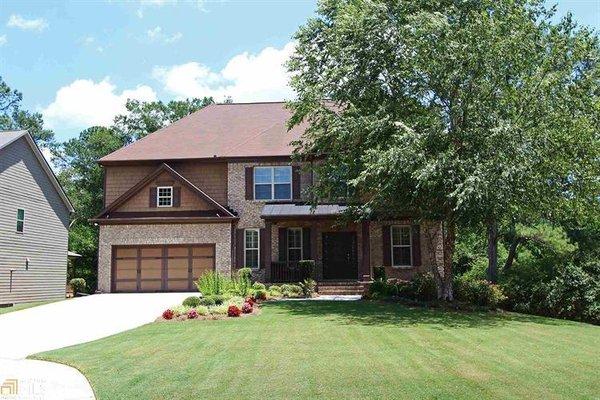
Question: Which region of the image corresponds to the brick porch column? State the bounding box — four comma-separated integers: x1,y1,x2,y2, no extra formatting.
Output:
360,221,372,281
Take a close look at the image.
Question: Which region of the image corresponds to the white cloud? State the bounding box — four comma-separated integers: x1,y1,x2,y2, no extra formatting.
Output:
82,36,95,45
7,14,48,32
42,78,157,131
152,42,296,102
146,26,182,44
0,35,6,46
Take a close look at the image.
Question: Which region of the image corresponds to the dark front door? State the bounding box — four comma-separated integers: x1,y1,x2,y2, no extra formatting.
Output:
322,232,358,280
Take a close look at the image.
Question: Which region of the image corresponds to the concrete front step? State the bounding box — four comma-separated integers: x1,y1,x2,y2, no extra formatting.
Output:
317,281,367,295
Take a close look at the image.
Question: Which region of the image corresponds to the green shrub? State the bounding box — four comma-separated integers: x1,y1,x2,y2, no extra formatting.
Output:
545,263,599,323
198,297,216,306
281,284,303,298
373,266,386,282
454,276,506,308
227,296,245,308
298,260,316,279
210,304,229,315
171,305,192,316
255,289,268,300
300,278,317,297
195,271,229,296
195,306,209,316
231,268,253,297
182,296,201,308
269,289,282,298
252,282,266,290
268,285,281,292
210,295,227,305
411,272,438,301
70,278,86,295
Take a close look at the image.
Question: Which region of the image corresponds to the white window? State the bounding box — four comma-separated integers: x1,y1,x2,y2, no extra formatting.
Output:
287,227,303,263
244,229,260,269
157,186,173,207
254,166,292,200
16,208,25,233
391,226,412,267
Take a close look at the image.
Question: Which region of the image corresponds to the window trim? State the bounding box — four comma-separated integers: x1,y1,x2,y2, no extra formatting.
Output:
287,227,303,263
156,186,173,208
253,166,292,201
244,228,260,269
16,208,25,233
391,225,412,268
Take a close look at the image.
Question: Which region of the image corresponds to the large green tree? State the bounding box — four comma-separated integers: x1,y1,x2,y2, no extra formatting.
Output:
288,0,599,298
0,76,55,147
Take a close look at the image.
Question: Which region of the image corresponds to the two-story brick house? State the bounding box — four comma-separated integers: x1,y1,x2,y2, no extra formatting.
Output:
93,102,442,293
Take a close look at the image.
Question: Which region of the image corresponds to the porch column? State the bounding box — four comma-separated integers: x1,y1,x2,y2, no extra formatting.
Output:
360,221,371,281
264,221,272,281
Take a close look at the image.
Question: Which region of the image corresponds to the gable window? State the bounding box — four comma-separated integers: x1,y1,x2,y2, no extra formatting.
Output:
254,166,292,200
16,209,25,233
391,226,412,267
244,229,260,269
287,227,303,263
157,186,173,207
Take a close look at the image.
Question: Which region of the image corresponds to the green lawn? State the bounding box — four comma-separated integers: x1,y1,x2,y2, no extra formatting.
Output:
0,300,57,315
33,301,599,400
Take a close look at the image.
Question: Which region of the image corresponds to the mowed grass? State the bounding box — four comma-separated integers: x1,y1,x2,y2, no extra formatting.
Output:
33,301,599,400
0,300,57,315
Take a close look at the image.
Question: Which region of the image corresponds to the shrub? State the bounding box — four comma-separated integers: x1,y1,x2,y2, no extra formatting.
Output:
245,296,256,306
187,309,199,319
210,304,229,315
232,268,253,296
545,263,599,323
204,294,227,305
299,278,317,297
171,305,191,316
268,285,281,292
227,296,245,308
198,297,216,307
182,296,201,308
281,284,303,298
242,302,253,314
162,309,174,320
269,289,282,298
195,271,229,296
70,278,86,295
195,306,209,316
252,282,266,290
368,280,398,298
227,305,241,317
454,276,506,309
298,260,316,280
255,289,268,300
411,272,438,301
373,266,386,282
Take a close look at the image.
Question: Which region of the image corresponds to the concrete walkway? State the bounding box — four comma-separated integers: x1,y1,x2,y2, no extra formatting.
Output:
0,293,195,399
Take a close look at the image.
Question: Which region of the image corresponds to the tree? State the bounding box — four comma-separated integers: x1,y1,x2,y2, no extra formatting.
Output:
288,0,599,298
0,76,55,147
113,97,214,140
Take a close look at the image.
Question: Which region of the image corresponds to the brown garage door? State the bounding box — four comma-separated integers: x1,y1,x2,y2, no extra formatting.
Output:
112,244,215,292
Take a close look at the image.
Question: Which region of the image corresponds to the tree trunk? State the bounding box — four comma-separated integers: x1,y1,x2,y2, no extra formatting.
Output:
503,237,521,271
486,219,498,283
440,219,455,301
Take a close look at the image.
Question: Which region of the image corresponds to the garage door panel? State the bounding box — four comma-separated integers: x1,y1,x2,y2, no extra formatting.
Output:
167,258,189,279
115,259,137,280
115,280,137,292
140,280,162,292
192,258,213,279
168,247,189,257
192,246,213,257
141,247,162,258
140,259,162,279
116,248,137,258
168,279,190,291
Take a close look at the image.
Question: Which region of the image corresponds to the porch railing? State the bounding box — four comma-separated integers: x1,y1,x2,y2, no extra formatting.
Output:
270,261,303,283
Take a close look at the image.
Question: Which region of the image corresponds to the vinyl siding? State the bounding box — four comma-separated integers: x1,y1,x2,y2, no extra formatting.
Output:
0,137,69,304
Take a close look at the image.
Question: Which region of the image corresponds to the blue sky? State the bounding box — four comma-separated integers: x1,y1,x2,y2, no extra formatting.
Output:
1,0,598,142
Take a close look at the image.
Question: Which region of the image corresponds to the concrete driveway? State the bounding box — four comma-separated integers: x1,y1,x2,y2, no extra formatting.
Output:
0,293,195,399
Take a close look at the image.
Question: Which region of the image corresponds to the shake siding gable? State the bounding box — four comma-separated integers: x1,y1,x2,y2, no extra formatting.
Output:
0,137,70,304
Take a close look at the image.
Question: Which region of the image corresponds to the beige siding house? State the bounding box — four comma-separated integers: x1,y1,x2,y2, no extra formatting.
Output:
0,131,73,304
93,102,443,294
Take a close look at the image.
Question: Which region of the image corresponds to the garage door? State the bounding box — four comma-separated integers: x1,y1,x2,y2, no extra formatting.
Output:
112,244,215,292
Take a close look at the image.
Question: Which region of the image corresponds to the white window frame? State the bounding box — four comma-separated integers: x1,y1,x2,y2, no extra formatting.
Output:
391,225,412,268
253,166,292,201
287,227,303,263
244,228,260,269
156,186,173,208
16,208,25,233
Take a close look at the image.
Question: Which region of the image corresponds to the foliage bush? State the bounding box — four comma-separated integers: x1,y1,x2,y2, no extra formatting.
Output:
453,276,506,309
298,260,316,280
227,305,241,317
171,305,192,316
198,297,216,307
373,266,386,282
299,278,317,297
255,289,268,301
411,272,438,301
242,302,253,314
281,284,303,298
70,278,87,295
182,296,201,308
187,309,199,319
196,271,228,296
210,304,229,315
162,309,174,320
252,282,266,290
195,306,209,316
232,268,253,297
226,296,245,308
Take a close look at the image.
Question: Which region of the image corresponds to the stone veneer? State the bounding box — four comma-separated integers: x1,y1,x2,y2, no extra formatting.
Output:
97,223,232,292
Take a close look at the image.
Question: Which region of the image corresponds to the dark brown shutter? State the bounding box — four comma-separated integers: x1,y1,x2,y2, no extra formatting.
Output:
149,187,157,208
411,224,421,266
245,167,254,200
173,187,181,207
382,225,391,266
260,228,267,268
292,166,301,200
302,227,311,260
278,227,288,262
236,229,245,268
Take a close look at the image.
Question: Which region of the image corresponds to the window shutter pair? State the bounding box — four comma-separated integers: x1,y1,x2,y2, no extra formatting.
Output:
148,186,181,208
236,228,268,268
236,229,245,268
382,224,421,266
244,165,301,200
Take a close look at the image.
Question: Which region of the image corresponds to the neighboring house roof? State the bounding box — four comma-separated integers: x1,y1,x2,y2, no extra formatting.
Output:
99,102,311,164
0,130,74,213
93,162,236,221
261,204,347,220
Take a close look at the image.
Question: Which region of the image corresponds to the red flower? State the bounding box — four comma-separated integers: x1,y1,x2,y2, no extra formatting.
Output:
162,309,174,320
242,302,253,314
187,309,198,319
227,305,241,317
245,297,256,306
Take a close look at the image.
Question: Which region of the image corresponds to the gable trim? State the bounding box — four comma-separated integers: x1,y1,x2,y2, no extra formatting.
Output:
94,162,234,219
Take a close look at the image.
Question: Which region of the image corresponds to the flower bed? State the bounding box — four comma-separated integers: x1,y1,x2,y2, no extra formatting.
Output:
157,296,261,322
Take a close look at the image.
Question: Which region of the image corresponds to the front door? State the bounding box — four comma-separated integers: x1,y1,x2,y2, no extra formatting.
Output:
322,232,358,280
